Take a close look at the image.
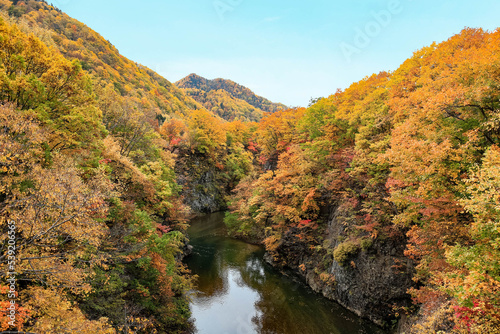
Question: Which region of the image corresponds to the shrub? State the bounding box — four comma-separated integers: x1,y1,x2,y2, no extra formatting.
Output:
333,240,360,265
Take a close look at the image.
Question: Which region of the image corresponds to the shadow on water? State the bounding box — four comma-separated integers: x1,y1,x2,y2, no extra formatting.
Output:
184,212,387,334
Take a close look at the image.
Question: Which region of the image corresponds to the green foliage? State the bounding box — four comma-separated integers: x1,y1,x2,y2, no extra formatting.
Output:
7,4,24,17
80,266,128,326
360,237,373,251
186,109,227,154
0,18,105,152
223,142,253,184
333,240,360,265
224,211,241,234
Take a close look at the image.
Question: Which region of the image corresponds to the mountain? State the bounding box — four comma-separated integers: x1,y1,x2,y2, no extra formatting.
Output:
0,1,205,332
176,73,287,121
0,4,268,333
0,0,202,119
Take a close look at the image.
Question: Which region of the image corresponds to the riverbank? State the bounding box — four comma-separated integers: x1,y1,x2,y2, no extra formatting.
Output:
184,212,386,334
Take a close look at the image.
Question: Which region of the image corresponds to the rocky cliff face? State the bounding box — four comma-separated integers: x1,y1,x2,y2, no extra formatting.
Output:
266,203,414,328
176,153,228,213
178,168,227,213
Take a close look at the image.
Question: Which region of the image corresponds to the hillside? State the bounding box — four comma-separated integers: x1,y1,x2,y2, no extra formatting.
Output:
176,73,287,121
0,1,217,333
225,28,500,333
1,0,499,333
0,0,203,119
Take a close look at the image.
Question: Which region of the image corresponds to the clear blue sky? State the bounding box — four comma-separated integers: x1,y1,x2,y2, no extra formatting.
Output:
54,0,500,107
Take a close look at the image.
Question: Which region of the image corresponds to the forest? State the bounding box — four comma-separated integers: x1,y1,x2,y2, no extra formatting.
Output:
224,28,500,333
0,0,499,333
176,73,286,122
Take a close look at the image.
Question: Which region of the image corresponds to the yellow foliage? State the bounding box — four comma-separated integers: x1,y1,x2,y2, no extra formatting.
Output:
186,109,227,154
24,287,115,334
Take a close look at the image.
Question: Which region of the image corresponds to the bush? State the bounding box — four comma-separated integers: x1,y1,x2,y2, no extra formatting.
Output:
224,211,240,233
360,237,373,251
333,240,360,265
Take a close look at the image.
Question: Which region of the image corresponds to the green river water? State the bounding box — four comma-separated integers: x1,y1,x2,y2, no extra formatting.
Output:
184,212,387,334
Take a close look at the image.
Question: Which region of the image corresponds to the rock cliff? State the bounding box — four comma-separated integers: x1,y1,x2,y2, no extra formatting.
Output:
176,152,228,213
266,203,414,328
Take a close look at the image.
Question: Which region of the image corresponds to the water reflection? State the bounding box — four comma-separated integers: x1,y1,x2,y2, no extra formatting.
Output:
185,212,386,334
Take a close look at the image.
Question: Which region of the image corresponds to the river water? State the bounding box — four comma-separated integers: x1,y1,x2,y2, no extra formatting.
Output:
185,212,387,334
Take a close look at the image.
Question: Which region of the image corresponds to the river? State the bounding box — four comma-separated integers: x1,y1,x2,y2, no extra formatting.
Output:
184,212,387,334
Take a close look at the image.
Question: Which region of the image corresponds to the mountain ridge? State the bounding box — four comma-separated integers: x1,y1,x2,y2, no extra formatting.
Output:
176,73,287,121
0,0,204,119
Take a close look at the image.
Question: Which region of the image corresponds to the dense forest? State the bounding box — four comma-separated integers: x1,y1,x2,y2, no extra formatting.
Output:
225,28,500,333
176,73,286,122
0,1,267,332
0,0,499,333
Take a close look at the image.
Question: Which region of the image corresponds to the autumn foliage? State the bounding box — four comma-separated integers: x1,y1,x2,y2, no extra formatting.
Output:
227,28,500,333
0,2,194,332
1,0,500,332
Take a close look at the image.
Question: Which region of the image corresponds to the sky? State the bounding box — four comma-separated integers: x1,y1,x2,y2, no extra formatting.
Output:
53,0,500,107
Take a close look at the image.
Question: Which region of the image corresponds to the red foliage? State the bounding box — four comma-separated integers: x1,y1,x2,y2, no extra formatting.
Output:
298,220,313,228
170,137,181,146
453,302,484,329
258,155,267,165
156,224,171,235
247,140,258,152
385,177,407,191
215,162,225,170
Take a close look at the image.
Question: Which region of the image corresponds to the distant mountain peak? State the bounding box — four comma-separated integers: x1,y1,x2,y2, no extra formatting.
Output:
175,74,287,122
185,73,204,79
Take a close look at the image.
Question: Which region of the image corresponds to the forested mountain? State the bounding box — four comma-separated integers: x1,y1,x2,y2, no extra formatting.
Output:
0,0,203,118
225,28,500,333
0,0,499,333
176,73,287,121
0,1,200,332
0,1,226,333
